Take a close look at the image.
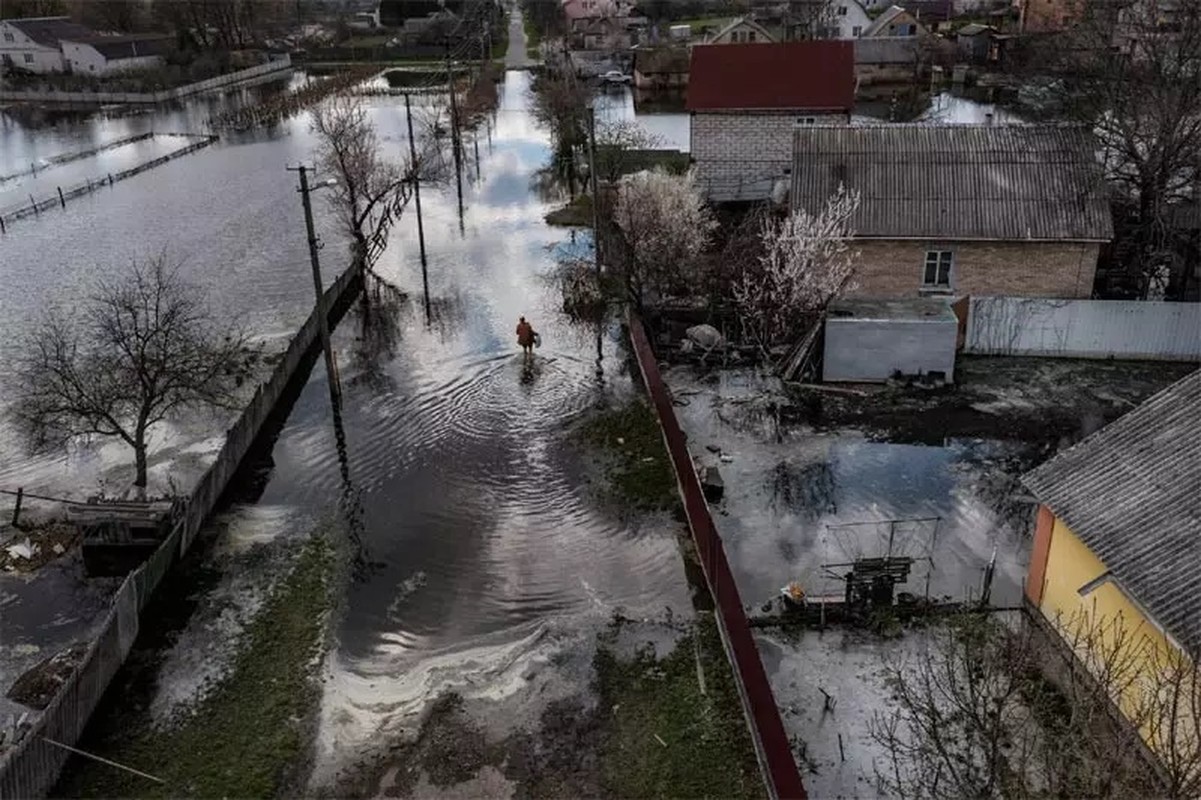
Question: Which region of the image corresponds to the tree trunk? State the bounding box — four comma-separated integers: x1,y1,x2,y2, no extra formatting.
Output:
134,441,148,489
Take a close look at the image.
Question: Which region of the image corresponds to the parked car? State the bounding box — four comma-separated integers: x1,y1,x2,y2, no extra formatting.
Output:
599,70,632,85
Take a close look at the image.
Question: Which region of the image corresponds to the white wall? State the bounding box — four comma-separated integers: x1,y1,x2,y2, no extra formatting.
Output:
830,1,873,38
61,40,163,75
0,21,66,73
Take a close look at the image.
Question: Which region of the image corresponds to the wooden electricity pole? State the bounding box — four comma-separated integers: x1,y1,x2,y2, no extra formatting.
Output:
404,93,432,321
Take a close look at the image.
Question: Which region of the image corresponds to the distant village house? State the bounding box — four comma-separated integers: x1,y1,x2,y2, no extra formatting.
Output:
633,47,689,89
0,17,173,75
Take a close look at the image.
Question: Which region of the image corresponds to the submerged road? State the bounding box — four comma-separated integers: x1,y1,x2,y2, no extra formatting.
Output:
55,13,694,795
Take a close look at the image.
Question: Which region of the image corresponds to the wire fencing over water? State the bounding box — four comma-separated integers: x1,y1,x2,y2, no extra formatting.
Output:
0,135,219,230
0,263,364,800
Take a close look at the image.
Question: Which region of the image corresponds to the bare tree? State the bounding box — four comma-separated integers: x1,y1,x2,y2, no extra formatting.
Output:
733,186,859,352
311,94,424,268
1018,0,1201,297
871,608,1201,800
612,168,717,309
12,256,253,490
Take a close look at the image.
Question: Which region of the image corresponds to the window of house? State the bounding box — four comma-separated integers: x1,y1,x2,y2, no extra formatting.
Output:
3,32,14,42
838,5,848,14
905,23,917,35
797,116,816,125
852,24,863,35
748,30,756,41
23,53,34,63
923,250,953,288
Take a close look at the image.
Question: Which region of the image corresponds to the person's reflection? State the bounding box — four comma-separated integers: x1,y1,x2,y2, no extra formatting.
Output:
520,357,536,387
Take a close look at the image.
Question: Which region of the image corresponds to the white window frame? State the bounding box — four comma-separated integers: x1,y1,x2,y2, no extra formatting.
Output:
852,24,863,35
23,53,34,64
3,32,15,43
922,249,954,290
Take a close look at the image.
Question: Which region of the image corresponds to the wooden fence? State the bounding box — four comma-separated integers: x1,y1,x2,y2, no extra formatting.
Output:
626,311,807,800
0,135,218,230
0,262,363,800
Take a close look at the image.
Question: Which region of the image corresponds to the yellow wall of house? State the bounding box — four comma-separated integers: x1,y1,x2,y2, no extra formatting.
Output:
1039,516,1197,761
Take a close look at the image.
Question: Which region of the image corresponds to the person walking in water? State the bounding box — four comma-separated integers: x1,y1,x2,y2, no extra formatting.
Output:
516,316,536,359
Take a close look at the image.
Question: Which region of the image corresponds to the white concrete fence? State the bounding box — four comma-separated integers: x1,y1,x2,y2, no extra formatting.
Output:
0,55,292,105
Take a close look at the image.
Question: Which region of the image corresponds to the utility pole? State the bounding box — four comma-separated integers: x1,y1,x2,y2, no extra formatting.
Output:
586,105,601,282
445,37,465,226
289,164,341,409
404,93,432,322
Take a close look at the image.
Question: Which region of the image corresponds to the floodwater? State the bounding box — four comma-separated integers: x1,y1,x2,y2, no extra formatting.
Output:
3,65,695,791
665,367,1032,609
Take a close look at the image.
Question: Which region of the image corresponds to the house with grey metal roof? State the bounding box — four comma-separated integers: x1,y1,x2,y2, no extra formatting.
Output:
791,124,1113,299
1023,368,1201,656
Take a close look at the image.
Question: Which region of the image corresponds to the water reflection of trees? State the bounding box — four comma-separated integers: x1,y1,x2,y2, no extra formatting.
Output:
348,275,411,393
770,460,837,520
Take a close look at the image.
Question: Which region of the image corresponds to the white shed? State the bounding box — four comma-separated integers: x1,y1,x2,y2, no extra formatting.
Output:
823,298,958,383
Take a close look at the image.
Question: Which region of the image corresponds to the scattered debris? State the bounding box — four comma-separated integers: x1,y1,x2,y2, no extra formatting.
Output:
6,642,90,710
699,465,725,503
0,522,80,573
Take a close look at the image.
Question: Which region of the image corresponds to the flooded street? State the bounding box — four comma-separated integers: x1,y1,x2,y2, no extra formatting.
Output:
3,63,704,795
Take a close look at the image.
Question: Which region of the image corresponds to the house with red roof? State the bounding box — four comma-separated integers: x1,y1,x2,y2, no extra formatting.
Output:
686,41,855,202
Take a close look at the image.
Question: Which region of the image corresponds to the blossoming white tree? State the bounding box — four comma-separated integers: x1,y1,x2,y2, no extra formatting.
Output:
612,168,716,309
733,186,860,352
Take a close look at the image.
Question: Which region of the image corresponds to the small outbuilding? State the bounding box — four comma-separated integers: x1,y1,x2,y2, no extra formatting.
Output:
822,298,958,383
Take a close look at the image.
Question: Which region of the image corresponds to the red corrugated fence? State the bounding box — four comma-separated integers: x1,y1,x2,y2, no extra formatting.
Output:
627,312,806,800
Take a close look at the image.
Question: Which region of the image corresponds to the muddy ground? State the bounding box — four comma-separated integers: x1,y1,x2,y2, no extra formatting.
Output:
789,357,1197,447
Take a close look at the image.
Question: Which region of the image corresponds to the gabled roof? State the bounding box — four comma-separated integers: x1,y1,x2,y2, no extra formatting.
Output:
686,41,854,112
1023,369,1201,652
708,16,776,43
863,5,911,36
790,124,1113,240
3,16,95,48
63,33,173,59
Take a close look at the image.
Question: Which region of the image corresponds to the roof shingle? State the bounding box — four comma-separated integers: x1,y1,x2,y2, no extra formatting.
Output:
1023,369,1201,652
790,124,1114,241
686,41,854,112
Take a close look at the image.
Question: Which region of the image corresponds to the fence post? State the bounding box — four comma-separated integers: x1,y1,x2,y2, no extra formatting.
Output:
107,174,113,187
57,187,65,209
11,487,23,527
30,194,38,216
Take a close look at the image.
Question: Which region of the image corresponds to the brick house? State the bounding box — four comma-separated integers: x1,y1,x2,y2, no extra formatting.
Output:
688,41,854,202
790,125,1113,298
